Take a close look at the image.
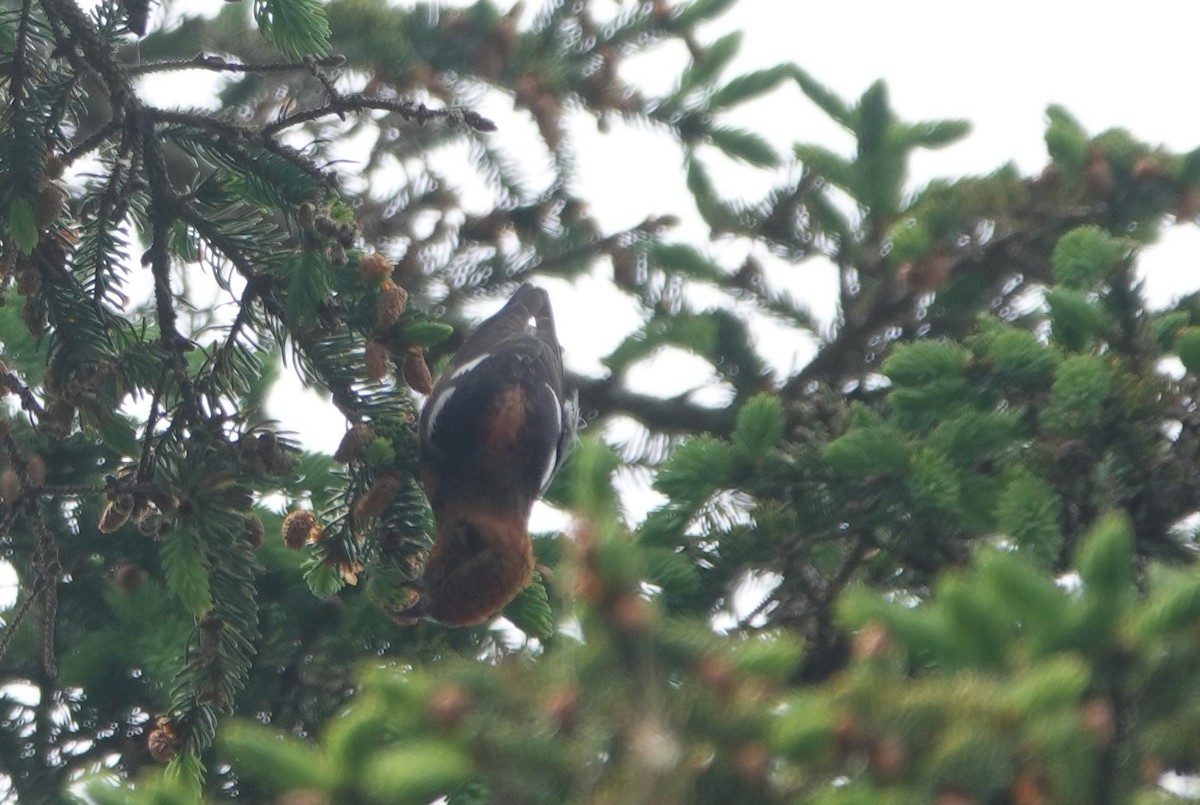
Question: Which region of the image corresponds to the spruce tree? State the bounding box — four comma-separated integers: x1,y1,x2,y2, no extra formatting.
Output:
3,0,1200,802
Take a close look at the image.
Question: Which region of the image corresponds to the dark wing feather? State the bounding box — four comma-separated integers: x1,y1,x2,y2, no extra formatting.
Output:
518,285,577,486
421,283,576,496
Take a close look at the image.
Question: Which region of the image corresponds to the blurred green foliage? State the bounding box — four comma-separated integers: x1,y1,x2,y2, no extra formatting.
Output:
5,0,1200,802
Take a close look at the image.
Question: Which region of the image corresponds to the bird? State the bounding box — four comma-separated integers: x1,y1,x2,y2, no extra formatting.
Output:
403,283,575,625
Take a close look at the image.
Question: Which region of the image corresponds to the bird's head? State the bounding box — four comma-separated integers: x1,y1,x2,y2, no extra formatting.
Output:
408,508,534,626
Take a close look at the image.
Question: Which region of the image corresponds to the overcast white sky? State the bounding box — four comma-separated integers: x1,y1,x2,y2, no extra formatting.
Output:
260,0,1200,458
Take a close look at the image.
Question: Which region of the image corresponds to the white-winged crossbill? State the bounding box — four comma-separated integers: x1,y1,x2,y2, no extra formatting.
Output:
403,283,576,625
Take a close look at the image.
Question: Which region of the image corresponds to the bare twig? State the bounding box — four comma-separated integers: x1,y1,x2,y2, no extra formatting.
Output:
0,426,61,676
31,509,60,677
570,371,735,435
0,365,46,419
64,119,122,165
128,53,346,76
263,94,497,137
136,368,169,483
306,55,345,120
27,483,106,497
139,118,202,428
0,574,51,664
145,109,334,187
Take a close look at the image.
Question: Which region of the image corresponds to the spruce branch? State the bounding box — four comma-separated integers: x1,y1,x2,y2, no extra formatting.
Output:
141,118,202,429
136,367,168,482
176,203,367,423
127,52,346,75
62,118,121,165
38,0,131,112
211,278,264,378
9,0,36,109
30,506,59,677
146,108,334,188
0,571,50,665
781,199,1094,394
0,426,61,676
145,107,252,136
0,363,46,418
22,483,106,497
305,54,345,120
260,136,335,188
2,422,37,497
262,94,497,137
571,371,735,435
